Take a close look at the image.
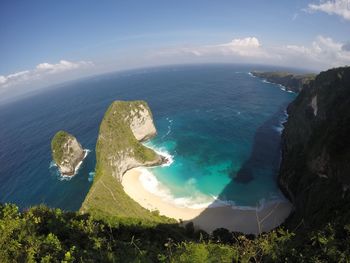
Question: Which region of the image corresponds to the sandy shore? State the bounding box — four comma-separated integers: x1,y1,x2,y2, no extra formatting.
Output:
122,168,293,234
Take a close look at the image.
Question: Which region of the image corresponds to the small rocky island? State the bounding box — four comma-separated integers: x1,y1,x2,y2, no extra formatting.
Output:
252,71,316,92
51,130,85,176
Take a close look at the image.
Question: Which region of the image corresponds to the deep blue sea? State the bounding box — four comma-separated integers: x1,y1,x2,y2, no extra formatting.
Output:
0,64,295,211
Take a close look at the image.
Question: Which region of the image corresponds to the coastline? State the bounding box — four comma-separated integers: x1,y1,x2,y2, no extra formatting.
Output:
73,149,90,175
51,149,90,180
122,167,293,234
248,71,296,94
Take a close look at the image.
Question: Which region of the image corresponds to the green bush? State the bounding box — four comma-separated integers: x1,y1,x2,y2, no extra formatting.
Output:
1,203,349,262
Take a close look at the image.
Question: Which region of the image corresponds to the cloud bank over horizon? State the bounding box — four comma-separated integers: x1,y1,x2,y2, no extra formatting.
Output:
150,36,350,71
0,60,94,90
1,36,350,95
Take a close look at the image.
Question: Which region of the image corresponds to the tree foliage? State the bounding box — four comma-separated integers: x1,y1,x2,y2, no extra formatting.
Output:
0,203,350,262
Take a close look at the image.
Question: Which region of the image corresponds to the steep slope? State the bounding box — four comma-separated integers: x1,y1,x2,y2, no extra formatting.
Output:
252,71,315,92
80,100,170,223
51,130,85,176
279,67,350,230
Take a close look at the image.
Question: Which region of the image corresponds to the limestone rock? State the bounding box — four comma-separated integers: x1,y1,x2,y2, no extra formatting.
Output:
96,100,165,182
51,131,85,176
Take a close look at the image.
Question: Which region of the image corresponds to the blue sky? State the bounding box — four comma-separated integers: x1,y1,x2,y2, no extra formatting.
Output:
1,0,350,95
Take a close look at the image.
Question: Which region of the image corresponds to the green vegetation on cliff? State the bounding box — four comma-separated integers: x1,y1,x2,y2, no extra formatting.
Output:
80,100,169,223
252,71,316,92
51,130,85,176
95,100,160,169
1,203,350,262
51,130,71,165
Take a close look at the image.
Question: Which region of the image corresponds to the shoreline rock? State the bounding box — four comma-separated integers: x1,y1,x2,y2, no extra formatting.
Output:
51,131,85,176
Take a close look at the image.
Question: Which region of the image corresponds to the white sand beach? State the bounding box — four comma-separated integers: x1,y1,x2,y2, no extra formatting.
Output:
122,168,293,234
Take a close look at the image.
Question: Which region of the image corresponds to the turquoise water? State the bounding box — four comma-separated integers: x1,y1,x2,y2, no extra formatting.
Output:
0,64,295,210
141,71,294,208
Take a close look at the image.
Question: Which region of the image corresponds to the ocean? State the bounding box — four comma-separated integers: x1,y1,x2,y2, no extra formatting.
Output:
0,64,295,211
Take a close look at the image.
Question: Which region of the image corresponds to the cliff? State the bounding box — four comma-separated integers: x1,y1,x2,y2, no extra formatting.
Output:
51,130,85,176
80,100,170,222
4,70,350,262
279,67,350,230
252,71,315,92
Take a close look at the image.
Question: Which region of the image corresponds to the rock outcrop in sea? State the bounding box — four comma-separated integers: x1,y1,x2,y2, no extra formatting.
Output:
96,100,165,182
80,100,169,221
51,130,85,176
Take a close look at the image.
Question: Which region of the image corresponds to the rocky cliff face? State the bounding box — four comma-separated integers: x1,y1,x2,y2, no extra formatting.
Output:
51,131,85,176
96,100,164,182
252,71,315,92
80,100,167,220
279,67,350,230
129,103,157,141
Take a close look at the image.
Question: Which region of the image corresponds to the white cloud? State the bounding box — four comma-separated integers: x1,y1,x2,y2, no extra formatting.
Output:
215,37,266,57
151,36,350,70
0,76,6,84
283,36,350,68
306,0,350,20
218,37,261,48
36,60,93,73
154,37,269,59
0,60,94,89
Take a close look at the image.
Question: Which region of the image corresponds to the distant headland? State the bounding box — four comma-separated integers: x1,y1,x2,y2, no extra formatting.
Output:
251,71,316,93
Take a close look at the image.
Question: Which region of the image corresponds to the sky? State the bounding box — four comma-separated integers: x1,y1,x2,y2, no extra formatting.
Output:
1,0,350,99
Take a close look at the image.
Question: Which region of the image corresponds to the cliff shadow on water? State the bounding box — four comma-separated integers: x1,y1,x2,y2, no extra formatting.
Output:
230,104,288,185
186,102,293,234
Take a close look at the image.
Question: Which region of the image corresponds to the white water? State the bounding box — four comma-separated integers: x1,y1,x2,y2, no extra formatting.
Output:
50,149,90,181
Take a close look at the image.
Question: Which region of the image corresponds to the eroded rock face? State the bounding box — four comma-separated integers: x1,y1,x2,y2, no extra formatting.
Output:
129,104,157,141
51,131,85,176
279,67,350,230
96,100,165,182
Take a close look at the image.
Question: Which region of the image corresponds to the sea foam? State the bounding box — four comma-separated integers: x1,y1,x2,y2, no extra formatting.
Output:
138,167,216,209
138,167,286,211
273,110,289,134
139,141,287,211
49,149,90,181
143,141,174,167
247,72,255,77
260,79,296,94
88,171,95,182
161,117,173,139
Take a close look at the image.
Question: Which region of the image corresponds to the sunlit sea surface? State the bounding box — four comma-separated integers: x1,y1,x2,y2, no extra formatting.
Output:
0,64,295,210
